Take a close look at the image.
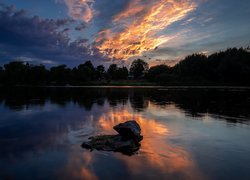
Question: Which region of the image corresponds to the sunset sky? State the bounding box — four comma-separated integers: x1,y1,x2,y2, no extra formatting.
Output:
0,0,250,67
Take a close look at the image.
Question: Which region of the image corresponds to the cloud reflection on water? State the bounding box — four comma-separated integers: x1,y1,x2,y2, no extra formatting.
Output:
63,108,204,179
1,87,250,179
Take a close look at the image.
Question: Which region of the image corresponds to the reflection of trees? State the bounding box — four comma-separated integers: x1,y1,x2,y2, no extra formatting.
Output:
106,89,128,107
0,87,250,123
0,87,129,111
149,89,250,123
0,91,3,105
1,87,46,111
129,89,149,111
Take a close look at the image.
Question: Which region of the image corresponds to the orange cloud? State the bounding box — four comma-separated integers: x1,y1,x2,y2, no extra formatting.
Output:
64,0,95,23
96,0,197,60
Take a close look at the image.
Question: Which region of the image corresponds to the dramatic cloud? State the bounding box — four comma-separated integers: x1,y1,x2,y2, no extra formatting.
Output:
95,0,197,60
1,0,249,66
64,0,95,23
0,4,104,66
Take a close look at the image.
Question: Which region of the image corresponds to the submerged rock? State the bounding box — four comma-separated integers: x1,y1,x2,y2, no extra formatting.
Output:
113,120,143,141
81,135,141,155
81,120,143,155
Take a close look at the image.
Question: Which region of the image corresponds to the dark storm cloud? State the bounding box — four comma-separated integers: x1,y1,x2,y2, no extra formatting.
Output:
75,22,86,31
0,3,105,66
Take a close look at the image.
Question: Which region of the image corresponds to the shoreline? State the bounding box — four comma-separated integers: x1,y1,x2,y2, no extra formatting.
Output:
1,85,250,89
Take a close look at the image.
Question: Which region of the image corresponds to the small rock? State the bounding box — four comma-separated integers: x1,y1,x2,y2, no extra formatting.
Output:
113,120,142,141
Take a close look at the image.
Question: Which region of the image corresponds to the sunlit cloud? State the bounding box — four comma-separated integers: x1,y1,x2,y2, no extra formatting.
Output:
64,0,95,23
95,0,197,60
2,0,249,65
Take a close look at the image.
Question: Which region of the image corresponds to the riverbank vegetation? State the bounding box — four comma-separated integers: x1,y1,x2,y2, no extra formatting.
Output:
0,48,249,86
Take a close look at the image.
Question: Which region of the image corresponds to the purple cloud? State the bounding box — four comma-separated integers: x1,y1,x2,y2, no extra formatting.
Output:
0,3,106,66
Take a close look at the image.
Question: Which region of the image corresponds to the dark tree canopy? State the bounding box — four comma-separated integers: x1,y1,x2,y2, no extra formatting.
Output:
50,65,71,84
129,59,149,78
147,64,172,82
77,61,96,81
96,65,105,80
147,48,250,85
3,61,29,84
107,64,118,80
27,65,48,84
116,67,128,80
0,66,3,83
107,64,128,80
83,61,95,72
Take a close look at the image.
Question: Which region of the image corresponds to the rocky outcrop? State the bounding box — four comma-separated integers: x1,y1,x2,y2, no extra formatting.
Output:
113,120,143,141
81,120,143,155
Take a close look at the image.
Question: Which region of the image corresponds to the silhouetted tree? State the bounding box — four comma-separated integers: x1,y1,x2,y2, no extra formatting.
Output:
27,65,48,84
3,61,29,84
0,66,3,84
77,61,96,81
96,65,106,80
69,67,85,84
50,65,71,84
83,61,95,72
129,59,149,78
174,54,207,77
147,64,172,82
209,48,250,84
107,64,118,80
107,64,128,80
116,67,129,80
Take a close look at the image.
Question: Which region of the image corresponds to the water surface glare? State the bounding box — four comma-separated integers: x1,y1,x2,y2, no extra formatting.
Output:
0,87,250,180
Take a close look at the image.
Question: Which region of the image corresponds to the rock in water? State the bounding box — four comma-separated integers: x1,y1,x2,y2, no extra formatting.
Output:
81,120,143,155
113,120,142,141
81,135,141,155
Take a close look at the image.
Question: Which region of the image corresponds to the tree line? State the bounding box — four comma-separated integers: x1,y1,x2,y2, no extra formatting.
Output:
0,58,148,85
147,48,250,85
0,48,249,86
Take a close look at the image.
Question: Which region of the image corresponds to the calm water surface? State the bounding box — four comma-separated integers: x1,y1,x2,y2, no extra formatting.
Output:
0,87,250,180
